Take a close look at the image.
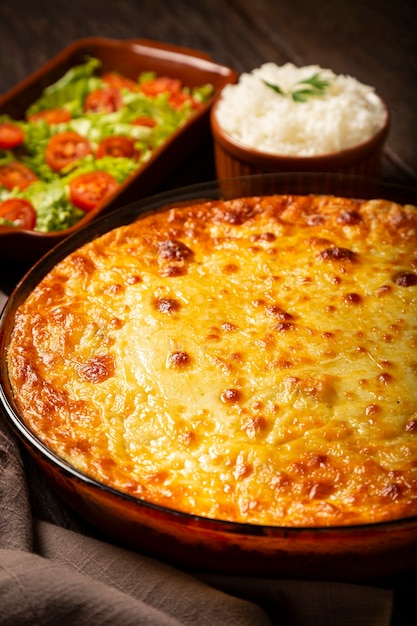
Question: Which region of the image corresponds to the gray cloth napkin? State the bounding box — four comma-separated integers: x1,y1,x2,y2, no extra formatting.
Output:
0,414,394,626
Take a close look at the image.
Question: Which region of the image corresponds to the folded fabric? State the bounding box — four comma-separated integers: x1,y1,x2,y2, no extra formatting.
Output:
0,413,394,626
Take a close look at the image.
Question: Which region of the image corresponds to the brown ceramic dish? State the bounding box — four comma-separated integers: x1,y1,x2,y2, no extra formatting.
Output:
210,94,390,180
0,37,237,263
1,173,417,582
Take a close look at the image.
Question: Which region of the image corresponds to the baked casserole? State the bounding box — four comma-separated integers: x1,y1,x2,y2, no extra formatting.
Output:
6,192,417,527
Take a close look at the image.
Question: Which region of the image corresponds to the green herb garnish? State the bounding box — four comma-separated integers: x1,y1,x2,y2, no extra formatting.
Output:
262,72,331,102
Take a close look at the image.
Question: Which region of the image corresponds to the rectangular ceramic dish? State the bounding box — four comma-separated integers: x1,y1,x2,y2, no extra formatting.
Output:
0,37,237,263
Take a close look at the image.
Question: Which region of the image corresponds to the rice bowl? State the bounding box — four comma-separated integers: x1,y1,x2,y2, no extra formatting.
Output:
210,63,390,179
215,63,386,156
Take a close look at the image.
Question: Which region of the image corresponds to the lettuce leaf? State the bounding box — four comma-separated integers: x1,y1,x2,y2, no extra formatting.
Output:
25,56,103,118
0,57,214,232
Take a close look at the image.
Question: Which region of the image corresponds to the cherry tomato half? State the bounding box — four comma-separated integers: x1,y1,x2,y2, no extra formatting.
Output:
131,116,157,128
0,161,38,190
84,88,123,113
168,91,199,110
102,72,138,92
45,131,92,172
96,135,139,159
139,76,182,97
0,122,25,150
69,171,119,212
28,108,72,125
0,198,37,229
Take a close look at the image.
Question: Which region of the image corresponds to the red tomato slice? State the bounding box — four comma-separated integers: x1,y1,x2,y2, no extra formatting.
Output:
0,122,25,149
96,136,139,159
131,116,157,128
45,131,92,172
0,161,38,190
139,76,182,97
168,92,199,110
102,72,138,92
28,108,72,124
0,198,37,229
84,88,123,113
69,171,119,212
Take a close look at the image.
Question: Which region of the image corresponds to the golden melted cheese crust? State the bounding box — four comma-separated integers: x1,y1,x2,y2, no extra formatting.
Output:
7,194,417,526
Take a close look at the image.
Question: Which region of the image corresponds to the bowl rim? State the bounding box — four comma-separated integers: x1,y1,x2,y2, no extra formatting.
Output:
2,171,417,537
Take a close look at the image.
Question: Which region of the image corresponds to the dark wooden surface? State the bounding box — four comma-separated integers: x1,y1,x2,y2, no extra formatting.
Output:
0,1,416,623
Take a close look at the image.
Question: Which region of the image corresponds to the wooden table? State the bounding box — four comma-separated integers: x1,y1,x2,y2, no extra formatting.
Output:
0,1,416,623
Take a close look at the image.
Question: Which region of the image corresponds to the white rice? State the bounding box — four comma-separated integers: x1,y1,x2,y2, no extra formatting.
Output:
215,63,386,156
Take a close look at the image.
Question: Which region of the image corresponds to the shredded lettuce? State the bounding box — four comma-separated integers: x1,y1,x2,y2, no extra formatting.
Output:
0,57,214,232
21,178,84,232
25,57,103,118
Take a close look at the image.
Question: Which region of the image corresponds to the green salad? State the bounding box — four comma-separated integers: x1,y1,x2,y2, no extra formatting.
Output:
0,57,213,232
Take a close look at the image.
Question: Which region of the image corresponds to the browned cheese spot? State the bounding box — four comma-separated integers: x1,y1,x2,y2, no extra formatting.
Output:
275,321,295,332
213,199,256,225
153,297,181,314
72,254,96,275
366,403,381,416
178,431,196,446
306,214,325,226
157,239,194,277
308,236,333,248
271,357,293,369
110,317,124,329
393,271,417,287
40,282,66,304
105,283,124,295
159,265,187,277
307,453,329,468
251,400,263,411
77,354,115,383
375,285,392,296
250,232,276,242
378,372,393,385
168,351,192,368
380,483,403,501
242,415,268,438
343,292,362,304
157,239,193,262
221,322,237,332
308,482,335,499
318,246,357,262
337,209,363,225
265,304,294,321
126,275,142,285
220,388,242,403
206,325,221,341
405,419,417,433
